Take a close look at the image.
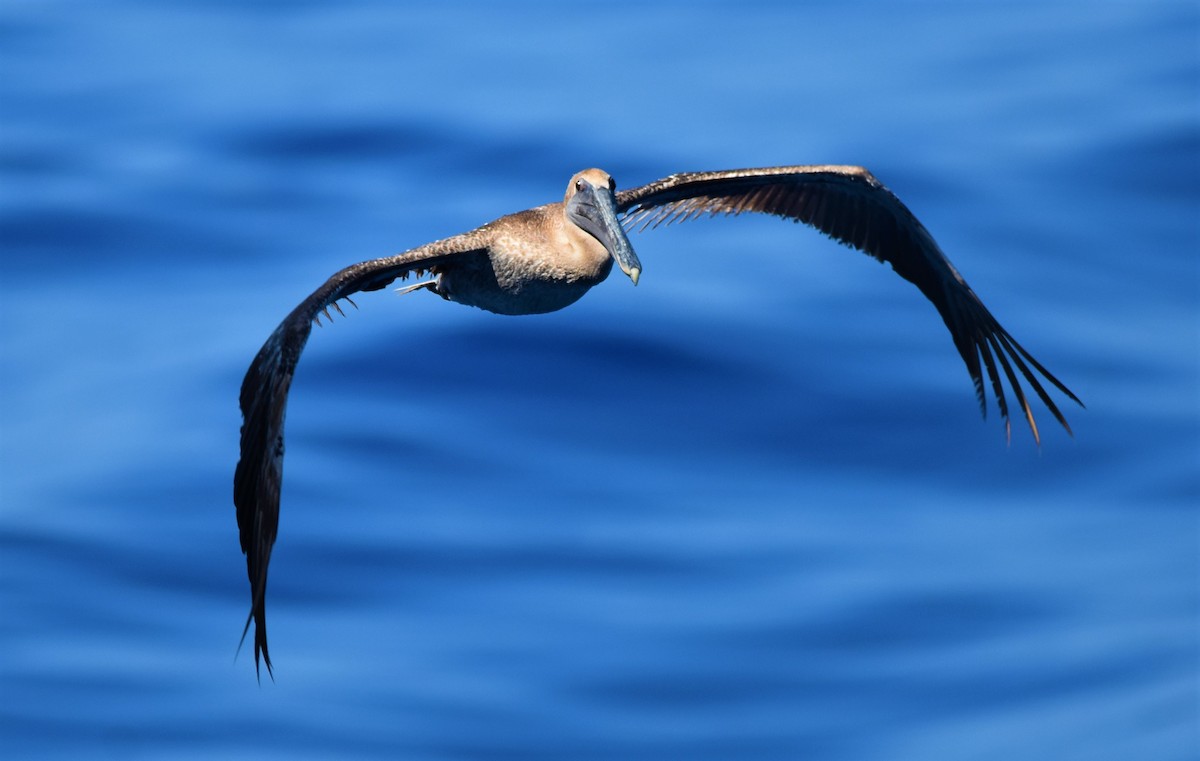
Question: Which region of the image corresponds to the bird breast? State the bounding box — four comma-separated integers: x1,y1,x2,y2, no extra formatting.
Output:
433,207,615,316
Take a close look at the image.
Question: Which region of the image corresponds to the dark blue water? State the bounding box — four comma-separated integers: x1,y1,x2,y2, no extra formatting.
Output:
2,2,1197,759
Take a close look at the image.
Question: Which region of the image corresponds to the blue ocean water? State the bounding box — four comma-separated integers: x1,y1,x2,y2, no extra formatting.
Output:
1,2,1197,759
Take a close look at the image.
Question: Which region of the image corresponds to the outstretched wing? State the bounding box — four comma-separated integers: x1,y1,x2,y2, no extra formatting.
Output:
616,165,1082,442
233,235,484,680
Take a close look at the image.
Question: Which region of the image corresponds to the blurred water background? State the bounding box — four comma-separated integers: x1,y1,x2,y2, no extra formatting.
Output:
1,2,1197,759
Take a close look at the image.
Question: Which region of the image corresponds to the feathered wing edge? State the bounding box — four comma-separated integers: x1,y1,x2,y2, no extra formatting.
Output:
233,241,477,680
616,165,1082,442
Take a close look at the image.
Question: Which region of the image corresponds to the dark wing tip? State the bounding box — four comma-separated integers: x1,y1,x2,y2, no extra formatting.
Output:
236,599,274,684
951,291,1080,445
255,614,274,683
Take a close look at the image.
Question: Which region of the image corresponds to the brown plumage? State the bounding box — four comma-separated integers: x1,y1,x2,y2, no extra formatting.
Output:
234,165,1082,678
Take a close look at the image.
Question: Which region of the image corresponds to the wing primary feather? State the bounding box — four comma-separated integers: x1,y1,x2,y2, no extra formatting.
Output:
994,330,1074,437
1003,330,1084,409
985,332,1037,444
975,330,1006,429
941,294,989,419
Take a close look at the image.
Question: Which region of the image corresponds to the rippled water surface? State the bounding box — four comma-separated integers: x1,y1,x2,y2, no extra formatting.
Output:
2,2,1197,759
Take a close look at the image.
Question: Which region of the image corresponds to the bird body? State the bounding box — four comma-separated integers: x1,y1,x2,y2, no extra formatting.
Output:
376,168,635,316
433,206,611,315
234,165,1082,678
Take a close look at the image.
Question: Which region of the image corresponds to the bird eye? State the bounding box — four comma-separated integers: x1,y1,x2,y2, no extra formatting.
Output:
575,179,586,192
608,176,616,191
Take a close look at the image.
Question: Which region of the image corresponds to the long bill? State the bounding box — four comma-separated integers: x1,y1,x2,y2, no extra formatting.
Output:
568,181,642,285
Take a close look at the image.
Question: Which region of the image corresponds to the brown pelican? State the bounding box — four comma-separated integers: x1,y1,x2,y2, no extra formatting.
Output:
234,165,1082,678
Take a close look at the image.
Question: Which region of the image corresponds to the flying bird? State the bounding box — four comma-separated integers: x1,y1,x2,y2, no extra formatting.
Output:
234,165,1082,678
